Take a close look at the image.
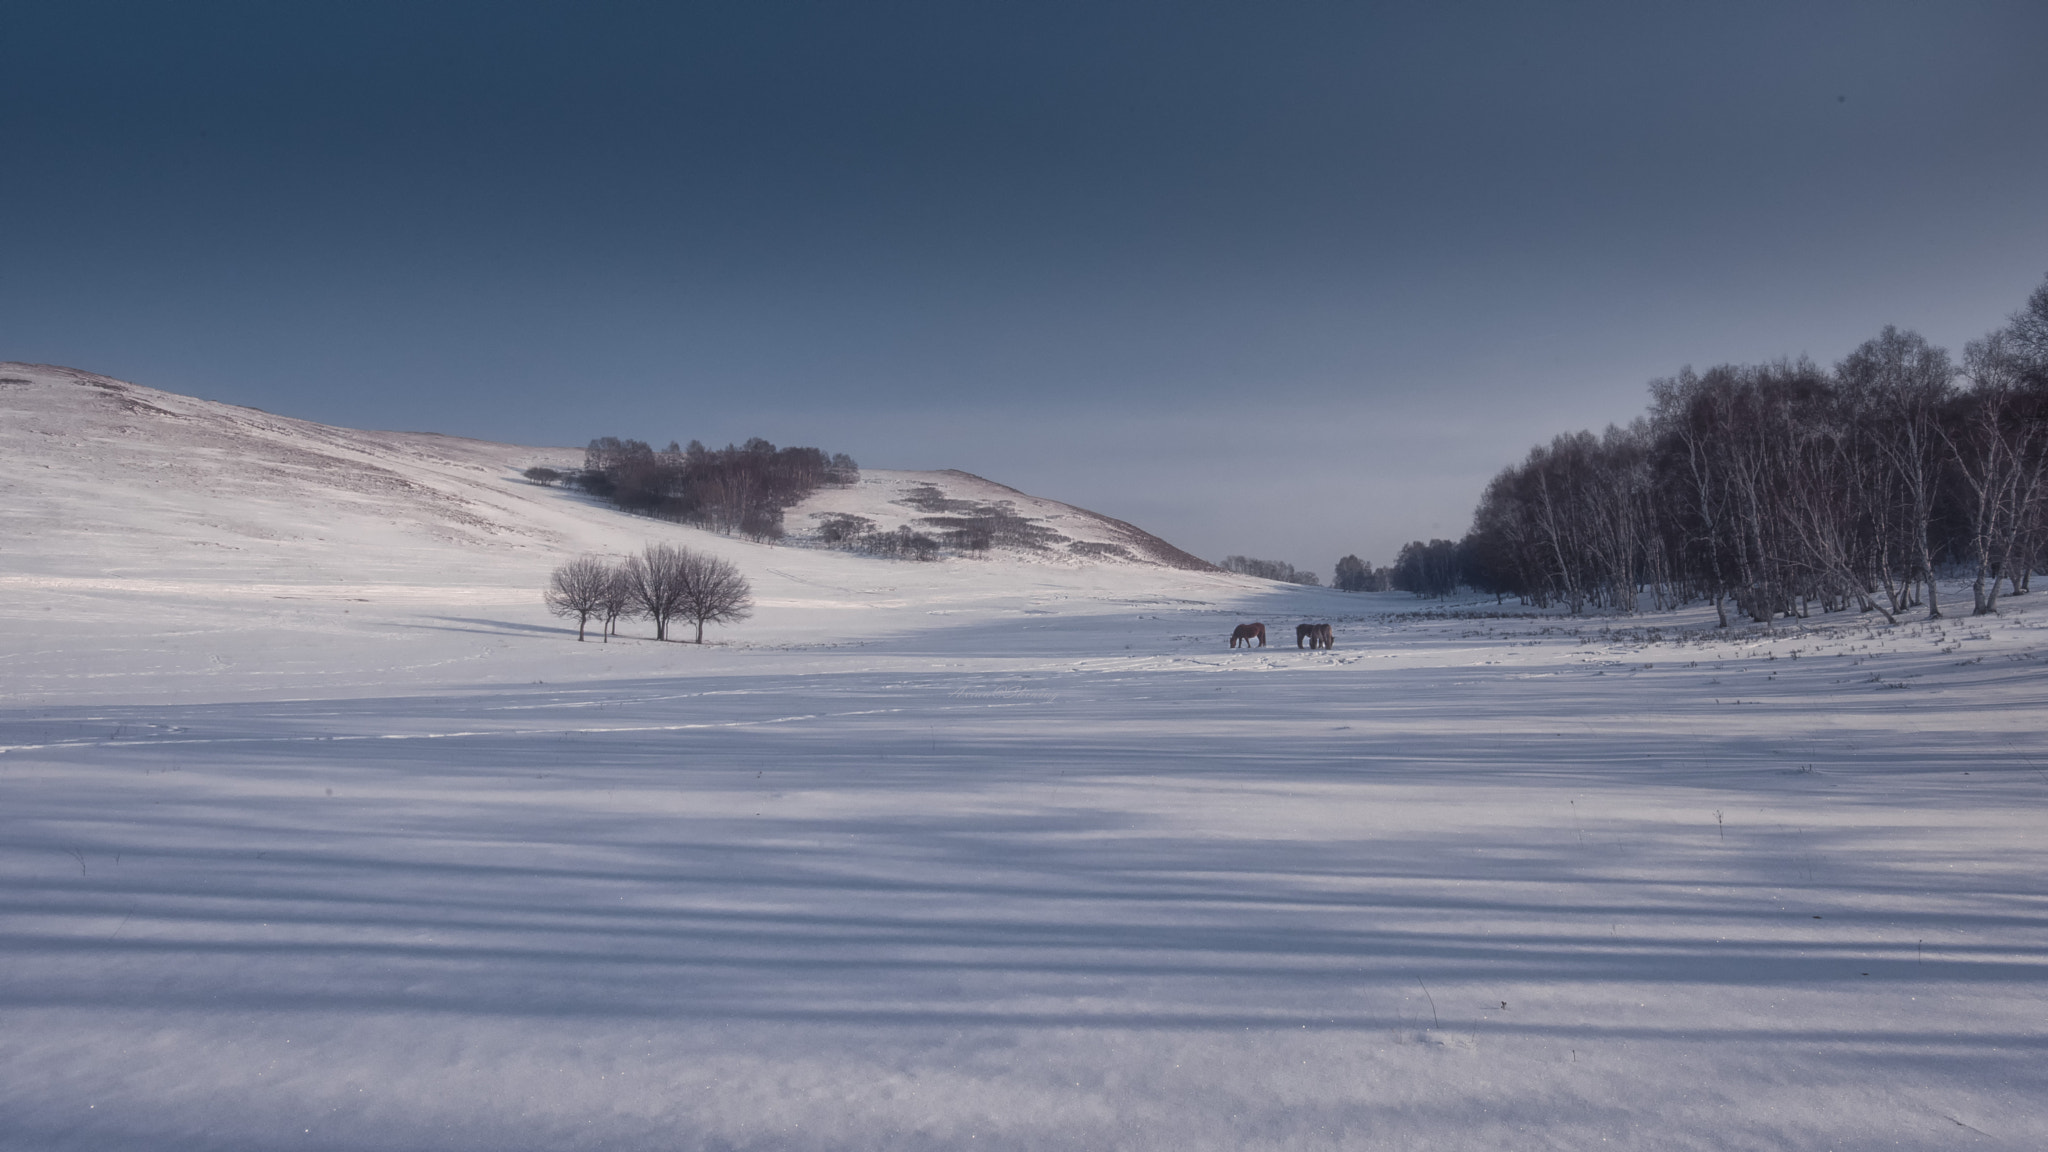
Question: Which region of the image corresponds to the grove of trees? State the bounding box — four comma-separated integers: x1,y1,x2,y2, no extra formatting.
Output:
568,437,857,540
1381,275,2048,622
1333,554,1395,592
1391,541,1463,599
546,544,753,643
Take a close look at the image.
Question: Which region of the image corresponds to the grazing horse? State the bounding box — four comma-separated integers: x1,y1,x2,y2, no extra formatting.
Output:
1230,623,1267,648
1296,623,1334,649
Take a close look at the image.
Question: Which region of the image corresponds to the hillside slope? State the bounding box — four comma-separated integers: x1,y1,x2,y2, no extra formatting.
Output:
2,363,1214,578
2,363,579,582
0,363,1317,703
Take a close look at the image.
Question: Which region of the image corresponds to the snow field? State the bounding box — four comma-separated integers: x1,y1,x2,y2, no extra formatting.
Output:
3,598,2046,1150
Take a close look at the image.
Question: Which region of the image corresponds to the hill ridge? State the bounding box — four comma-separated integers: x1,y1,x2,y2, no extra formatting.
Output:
0,362,1219,576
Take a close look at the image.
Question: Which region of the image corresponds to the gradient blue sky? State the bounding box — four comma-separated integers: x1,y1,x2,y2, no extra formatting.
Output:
7,1,2047,571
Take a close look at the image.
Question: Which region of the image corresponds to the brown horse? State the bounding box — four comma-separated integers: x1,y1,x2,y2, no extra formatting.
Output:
1230,623,1267,648
1296,623,1334,649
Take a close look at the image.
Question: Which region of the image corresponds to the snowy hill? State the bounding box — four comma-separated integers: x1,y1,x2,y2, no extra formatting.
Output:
0,362,1308,703
0,362,1211,580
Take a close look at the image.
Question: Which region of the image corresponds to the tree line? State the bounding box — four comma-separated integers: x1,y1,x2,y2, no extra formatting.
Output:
528,437,858,541
1214,553,1401,590
1385,274,2048,621
1219,555,1321,585
545,543,753,643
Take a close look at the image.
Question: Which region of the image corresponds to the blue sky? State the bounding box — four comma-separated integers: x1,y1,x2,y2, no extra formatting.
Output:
6,1,2046,570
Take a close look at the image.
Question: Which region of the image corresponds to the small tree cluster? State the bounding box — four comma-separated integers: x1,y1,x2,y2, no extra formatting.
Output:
545,544,753,643
573,437,857,540
812,514,942,560
1220,555,1321,585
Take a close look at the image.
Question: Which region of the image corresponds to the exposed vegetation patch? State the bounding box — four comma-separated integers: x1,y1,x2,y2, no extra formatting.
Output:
895,484,1071,554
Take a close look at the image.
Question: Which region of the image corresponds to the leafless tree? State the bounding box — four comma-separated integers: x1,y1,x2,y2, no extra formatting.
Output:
622,544,690,641
675,548,754,643
597,562,636,640
544,556,613,640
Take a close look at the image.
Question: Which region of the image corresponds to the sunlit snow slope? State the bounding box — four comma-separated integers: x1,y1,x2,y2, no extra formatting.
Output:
0,362,1274,704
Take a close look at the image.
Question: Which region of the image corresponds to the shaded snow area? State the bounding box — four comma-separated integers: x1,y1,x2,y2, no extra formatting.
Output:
4,366,2048,1149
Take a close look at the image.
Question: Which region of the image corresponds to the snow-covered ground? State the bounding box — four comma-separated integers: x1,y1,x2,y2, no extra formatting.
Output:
4,365,2047,1149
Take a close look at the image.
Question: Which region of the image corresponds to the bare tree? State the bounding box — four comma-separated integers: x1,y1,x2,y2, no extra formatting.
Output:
597,562,636,640
544,556,613,640
622,544,691,641
676,548,754,643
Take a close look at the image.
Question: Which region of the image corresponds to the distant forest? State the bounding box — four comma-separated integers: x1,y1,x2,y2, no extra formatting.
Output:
1220,555,1321,586
527,437,858,540
1381,273,2048,620
1219,553,1405,592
